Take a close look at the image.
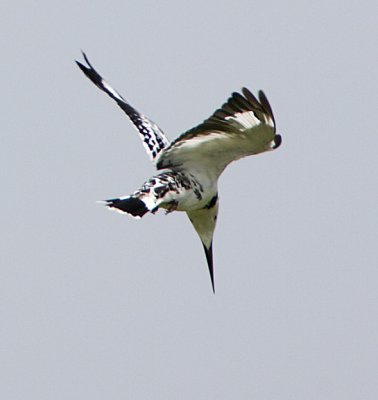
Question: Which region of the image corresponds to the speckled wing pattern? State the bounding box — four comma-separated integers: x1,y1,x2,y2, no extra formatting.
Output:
76,52,170,161
156,88,281,177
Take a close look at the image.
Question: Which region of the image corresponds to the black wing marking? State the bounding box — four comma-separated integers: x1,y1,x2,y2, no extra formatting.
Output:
76,52,170,162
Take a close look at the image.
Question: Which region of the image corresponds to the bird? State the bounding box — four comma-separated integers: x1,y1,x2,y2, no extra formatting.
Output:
76,52,282,293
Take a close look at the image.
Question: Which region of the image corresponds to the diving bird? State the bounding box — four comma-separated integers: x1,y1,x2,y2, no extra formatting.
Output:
76,52,281,292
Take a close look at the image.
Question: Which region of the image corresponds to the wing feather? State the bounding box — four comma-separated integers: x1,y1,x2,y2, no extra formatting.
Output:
76,52,170,162
156,88,281,178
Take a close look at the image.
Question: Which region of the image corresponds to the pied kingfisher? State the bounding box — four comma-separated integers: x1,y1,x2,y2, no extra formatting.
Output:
76,52,281,292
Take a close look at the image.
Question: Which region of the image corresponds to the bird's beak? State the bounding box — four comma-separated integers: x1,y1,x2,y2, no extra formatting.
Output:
203,242,215,293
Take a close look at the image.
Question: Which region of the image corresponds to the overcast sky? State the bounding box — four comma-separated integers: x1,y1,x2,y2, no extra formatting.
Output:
2,1,378,399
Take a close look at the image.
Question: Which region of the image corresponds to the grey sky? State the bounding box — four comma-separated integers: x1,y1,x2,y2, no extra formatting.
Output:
2,1,378,399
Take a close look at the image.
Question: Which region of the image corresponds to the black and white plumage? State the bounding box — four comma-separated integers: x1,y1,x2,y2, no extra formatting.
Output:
76,52,281,292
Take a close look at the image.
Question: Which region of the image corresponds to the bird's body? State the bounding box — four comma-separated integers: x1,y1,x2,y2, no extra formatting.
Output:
76,52,281,292
105,170,217,216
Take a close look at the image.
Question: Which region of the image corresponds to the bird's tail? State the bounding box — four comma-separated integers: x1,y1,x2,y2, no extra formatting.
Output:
101,196,152,218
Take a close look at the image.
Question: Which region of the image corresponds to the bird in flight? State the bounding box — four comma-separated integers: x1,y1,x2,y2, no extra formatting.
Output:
76,52,281,292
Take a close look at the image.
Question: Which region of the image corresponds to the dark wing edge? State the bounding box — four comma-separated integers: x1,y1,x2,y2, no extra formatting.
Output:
167,87,280,148
76,51,170,161
206,88,275,128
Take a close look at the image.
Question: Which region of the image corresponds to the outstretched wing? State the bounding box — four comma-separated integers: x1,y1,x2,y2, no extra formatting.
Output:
156,88,281,178
76,52,170,162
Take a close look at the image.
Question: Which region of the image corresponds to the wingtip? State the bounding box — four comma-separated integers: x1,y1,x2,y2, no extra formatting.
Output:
81,51,92,68
273,134,282,149
75,50,93,70
75,60,86,71
258,90,275,123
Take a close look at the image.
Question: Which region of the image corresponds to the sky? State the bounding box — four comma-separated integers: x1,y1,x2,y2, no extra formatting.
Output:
2,0,378,399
